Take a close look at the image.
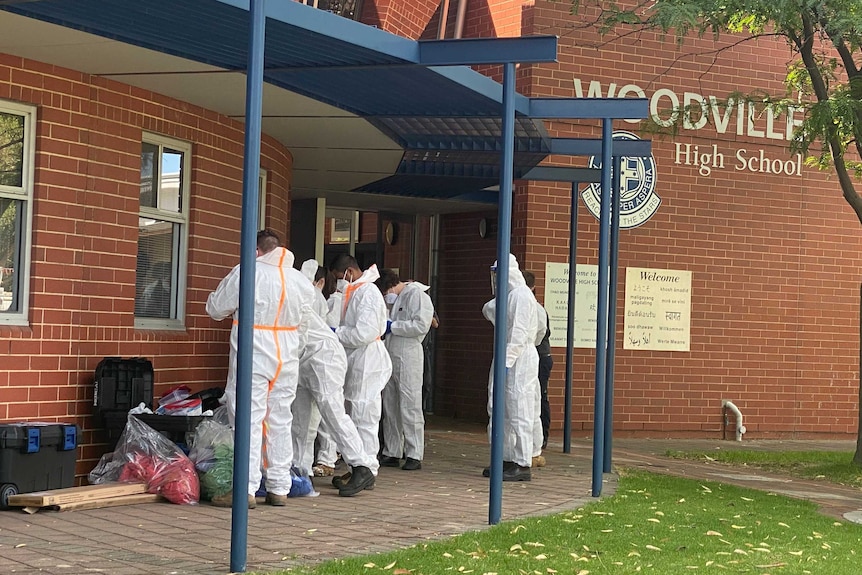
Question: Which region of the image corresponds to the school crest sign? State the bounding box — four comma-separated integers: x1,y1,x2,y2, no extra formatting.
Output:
581,131,661,229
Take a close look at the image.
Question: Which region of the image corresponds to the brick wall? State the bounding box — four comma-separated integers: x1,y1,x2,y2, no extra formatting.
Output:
516,1,862,438
361,0,440,39
0,54,293,476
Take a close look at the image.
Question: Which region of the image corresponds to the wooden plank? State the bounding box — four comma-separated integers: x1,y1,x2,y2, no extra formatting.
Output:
52,493,162,512
7,483,148,507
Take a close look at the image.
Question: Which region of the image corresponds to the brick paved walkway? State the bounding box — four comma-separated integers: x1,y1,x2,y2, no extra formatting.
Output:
1,420,860,575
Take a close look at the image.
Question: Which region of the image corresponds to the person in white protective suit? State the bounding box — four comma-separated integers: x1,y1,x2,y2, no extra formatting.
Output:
290,273,378,496
328,254,392,489
205,230,315,508
374,268,434,471
522,270,550,467
480,253,541,482
293,261,338,478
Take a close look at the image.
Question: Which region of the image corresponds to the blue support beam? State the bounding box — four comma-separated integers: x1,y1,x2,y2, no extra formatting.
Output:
550,139,652,157
489,62,517,526
564,180,579,453
230,0,266,572
418,36,558,65
604,155,622,474
591,119,613,498
523,166,601,183
531,98,648,120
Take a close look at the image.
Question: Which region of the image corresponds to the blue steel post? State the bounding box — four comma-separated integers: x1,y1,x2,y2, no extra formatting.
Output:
591,119,613,497
603,154,621,473
230,0,266,572
563,180,578,453
489,62,516,525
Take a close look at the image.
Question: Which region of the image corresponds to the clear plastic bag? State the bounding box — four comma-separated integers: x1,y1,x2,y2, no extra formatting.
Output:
88,414,200,505
189,409,235,500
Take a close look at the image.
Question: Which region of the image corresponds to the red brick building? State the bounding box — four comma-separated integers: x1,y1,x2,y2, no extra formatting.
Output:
1,0,859,480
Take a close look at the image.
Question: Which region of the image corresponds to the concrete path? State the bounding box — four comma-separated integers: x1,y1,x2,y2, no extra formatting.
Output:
1,421,860,575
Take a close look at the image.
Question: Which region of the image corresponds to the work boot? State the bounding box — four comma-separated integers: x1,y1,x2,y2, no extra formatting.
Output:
211,491,256,509
482,460,517,478
332,471,351,489
265,492,288,506
338,466,375,497
312,464,335,477
532,455,546,468
502,464,531,482
379,455,401,467
401,457,422,471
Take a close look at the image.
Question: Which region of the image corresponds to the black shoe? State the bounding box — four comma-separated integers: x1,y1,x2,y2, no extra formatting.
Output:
482,460,517,477
401,458,421,471
379,455,401,468
338,466,375,497
502,464,531,482
332,472,351,489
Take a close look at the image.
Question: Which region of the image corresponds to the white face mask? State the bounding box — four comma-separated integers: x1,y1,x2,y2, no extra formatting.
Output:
384,292,398,305
336,279,349,293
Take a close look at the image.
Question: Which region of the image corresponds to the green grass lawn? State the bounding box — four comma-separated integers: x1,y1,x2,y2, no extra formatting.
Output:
274,469,862,575
666,450,862,488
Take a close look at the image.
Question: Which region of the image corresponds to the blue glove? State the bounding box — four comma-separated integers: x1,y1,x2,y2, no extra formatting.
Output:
331,326,337,333
385,320,392,335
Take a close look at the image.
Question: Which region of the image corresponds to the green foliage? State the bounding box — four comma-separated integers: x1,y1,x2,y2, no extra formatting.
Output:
277,470,862,575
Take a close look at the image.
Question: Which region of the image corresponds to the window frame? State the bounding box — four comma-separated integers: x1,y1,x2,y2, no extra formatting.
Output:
258,168,267,230
0,100,36,326
135,132,191,330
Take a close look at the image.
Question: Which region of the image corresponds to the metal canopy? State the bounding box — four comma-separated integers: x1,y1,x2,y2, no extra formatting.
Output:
0,0,560,204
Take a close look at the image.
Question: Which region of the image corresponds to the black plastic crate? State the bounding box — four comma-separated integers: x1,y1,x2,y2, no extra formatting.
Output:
93,357,154,424
0,423,78,509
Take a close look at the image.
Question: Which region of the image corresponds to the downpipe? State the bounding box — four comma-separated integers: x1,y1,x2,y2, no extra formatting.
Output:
722,399,746,441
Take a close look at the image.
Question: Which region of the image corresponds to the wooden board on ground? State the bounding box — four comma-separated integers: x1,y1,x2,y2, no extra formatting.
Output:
53,493,162,512
7,483,148,507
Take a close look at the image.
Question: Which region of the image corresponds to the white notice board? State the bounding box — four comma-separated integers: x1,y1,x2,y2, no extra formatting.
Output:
623,267,691,351
543,262,598,348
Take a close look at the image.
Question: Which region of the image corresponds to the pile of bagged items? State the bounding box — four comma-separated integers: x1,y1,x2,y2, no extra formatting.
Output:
187,406,316,502
89,414,199,505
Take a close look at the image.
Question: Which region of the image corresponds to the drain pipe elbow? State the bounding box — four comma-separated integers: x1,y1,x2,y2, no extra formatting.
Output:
722,400,746,441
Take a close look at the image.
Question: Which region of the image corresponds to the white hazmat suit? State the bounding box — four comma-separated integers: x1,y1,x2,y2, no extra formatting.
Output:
292,308,376,475
381,281,434,462
206,246,314,496
335,264,393,476
482,254,540,469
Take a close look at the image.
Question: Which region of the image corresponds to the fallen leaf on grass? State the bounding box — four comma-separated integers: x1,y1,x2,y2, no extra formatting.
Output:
364,563,376,568
789,551,803,556
645,545,662,551
443,553,453,558
534,554,547,560
510,544,523,551
705,531,723,537
778,522,790,528
647,518,661,523
755,563,787,569
384,561,397,570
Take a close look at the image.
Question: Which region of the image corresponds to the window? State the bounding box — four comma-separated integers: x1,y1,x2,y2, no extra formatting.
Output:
0,102,35,325
135,133,190,328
